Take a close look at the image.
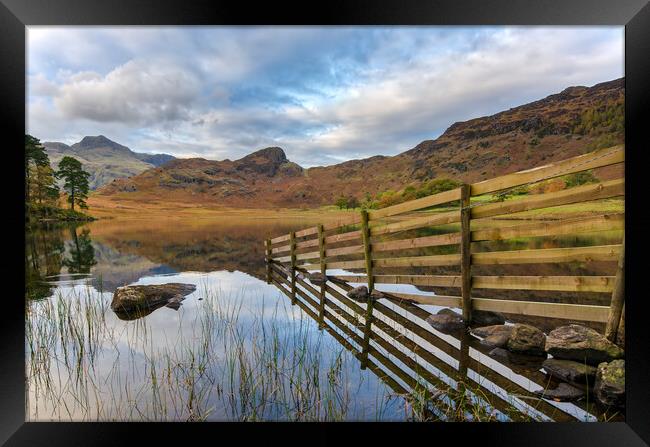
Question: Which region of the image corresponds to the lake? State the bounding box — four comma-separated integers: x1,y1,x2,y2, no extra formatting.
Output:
25,216,624,422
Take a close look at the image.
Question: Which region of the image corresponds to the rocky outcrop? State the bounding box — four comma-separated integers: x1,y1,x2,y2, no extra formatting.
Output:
545,325,624,366
507,324,546,356
471,325,513,348
542,358,597,387
594,359,625,408
426,308,465,332
111,283,197,315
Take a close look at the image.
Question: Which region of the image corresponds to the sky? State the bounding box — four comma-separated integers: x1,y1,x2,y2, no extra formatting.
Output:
27,26,624,167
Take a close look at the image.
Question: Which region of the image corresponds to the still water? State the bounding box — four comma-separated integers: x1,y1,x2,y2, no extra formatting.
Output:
25,217,623,422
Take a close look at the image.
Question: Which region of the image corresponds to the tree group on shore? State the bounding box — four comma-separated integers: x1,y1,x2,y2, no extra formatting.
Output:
25,134,93,222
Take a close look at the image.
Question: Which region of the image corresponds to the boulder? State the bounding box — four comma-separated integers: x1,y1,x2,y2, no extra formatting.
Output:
545,325,624,366
542,358,597,387
426,308,465,332
346,285,369,302
594,360,625,408
165,295,186,310
471,325,513,348
533,382,586,402
471,310,506,327
488,348,546,374
507,324,546,356
111,283,197,315
308,272,327,285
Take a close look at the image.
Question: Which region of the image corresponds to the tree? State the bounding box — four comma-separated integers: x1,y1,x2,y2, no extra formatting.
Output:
31,164,60,206
56,156,90,211
346,196,360,209
25,134,50,203
335,195,348,210
563,171,598,188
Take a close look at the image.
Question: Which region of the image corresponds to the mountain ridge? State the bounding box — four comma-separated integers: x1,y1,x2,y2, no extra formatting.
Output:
43,135,176,189
95,77,624,207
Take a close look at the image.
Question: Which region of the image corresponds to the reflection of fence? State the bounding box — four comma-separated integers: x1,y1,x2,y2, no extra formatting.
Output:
265,145,625,341
267,262,613,421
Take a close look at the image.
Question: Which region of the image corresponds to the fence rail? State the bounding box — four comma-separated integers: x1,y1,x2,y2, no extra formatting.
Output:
265,145,625,342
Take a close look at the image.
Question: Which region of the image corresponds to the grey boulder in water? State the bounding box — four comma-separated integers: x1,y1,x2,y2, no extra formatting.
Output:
111,283,197,314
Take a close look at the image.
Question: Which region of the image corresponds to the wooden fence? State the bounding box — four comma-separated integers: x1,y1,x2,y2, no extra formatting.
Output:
265,145,625,342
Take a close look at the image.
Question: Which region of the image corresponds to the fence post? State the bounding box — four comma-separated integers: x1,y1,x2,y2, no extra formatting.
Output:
265,238,272,284
290,231,297,304
317,224,326,328
605,236,624,342
616,303,625,349
460,184,473,325
360,209,374,369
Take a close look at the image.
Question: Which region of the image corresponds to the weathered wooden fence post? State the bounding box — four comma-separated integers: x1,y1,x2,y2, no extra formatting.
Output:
360,209,374,369
605,236,624,342
317,224,327,328
616,303,625,349
290,231,297,304
265,238,272,284
460,184,473,325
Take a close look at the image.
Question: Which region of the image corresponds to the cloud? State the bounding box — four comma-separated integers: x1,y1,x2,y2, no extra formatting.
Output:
53,59,202,125
27,26,623,166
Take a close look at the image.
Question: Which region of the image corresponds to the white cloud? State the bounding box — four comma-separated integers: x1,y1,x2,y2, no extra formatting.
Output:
54,59,202,125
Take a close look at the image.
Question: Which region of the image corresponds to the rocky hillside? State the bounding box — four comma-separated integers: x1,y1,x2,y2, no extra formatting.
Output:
44,135,175,189
96,78,624,207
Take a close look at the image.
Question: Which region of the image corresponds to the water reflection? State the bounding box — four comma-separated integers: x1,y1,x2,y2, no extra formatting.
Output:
267,264,624,422
24,218,624,421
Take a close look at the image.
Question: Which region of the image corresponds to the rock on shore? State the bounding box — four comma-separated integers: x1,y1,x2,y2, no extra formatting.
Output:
545,325,624,366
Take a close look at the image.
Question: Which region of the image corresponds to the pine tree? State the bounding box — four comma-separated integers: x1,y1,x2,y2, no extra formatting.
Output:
25,134,50,203
31,164,60,206
56,156,90,211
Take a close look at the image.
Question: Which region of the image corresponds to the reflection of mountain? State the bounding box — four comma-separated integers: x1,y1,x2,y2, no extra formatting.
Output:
86,218,310,283
89,242,177,292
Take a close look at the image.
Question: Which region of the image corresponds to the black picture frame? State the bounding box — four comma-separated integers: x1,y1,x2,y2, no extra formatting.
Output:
3,0,649,445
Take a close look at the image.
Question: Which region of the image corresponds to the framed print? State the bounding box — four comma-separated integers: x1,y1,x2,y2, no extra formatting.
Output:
2,0,649,445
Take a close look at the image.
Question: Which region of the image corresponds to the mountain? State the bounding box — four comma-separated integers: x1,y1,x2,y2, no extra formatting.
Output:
43,135,176,189
96,78,624,207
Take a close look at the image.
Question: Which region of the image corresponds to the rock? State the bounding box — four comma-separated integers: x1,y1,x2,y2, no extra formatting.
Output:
542,358,597,387
426,308,465,332
346,285,369,302
111,283,197,314
471,310,506,327
545,325,624,366
165,294,186,310
471,325,513,348
488,348,546,374
308,272,327,285
594,360,625,408
507,324,546,356
533,382,586,402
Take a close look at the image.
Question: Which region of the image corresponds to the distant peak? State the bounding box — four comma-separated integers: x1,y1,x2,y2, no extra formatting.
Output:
240,146,287,164
77,135,128,150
